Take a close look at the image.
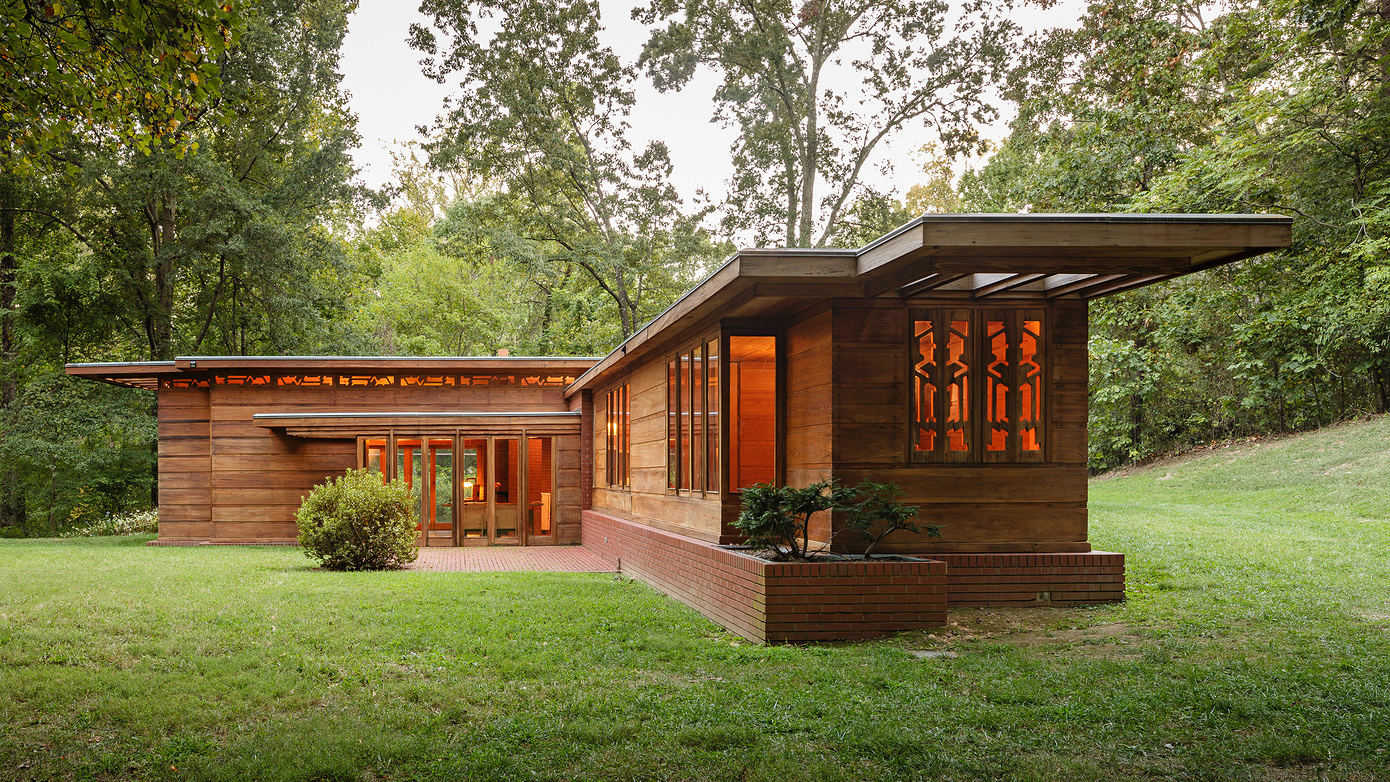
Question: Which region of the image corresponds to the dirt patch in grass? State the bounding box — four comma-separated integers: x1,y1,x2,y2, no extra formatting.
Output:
911,607,1150,658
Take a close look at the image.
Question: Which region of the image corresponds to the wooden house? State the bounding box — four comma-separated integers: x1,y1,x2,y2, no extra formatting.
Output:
70,214,1291,641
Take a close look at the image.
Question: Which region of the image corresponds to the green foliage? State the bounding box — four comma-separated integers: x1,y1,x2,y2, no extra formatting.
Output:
295,469,419,571
0,374,154,537
734,480,933,559
61,508,158,538
637,0,1014,246
410,0,727,337
0,0,243,165
837,480,939,559
965,0,1390,470
733,480,846,559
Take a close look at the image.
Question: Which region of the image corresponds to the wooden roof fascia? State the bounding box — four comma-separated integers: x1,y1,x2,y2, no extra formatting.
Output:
171,356,599,372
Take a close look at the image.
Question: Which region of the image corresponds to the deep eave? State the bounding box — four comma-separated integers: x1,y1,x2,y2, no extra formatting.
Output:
564,213,1292,396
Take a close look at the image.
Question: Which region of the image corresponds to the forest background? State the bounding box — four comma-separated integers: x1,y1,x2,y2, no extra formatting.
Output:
2,0,1387,535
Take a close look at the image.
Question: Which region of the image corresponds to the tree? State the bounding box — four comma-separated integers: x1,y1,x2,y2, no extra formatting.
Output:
637,0,1015,246
411,0,726,337
1,0,242,164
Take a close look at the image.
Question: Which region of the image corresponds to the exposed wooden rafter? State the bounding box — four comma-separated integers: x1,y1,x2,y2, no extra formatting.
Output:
973,273,1047,298
898,273,970,298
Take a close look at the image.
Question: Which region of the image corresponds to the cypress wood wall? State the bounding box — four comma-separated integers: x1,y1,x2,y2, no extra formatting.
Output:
156,382,582,544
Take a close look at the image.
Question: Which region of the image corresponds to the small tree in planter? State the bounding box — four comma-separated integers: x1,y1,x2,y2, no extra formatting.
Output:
839,480,941,559
733,480,850,560
296,469,419,570
734,479,939,561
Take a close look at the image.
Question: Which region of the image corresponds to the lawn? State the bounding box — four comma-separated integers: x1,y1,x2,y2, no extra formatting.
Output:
3,418,1389,781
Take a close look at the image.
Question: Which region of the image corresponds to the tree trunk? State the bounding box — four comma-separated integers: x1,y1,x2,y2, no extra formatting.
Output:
0,174,25,530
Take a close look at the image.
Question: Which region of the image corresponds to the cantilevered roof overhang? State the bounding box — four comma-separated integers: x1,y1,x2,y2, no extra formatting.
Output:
65,355,601,389
565,213,1292,395
252,410,583,438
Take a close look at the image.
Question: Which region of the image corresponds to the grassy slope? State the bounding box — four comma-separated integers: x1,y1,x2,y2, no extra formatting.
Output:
1,417,1388,781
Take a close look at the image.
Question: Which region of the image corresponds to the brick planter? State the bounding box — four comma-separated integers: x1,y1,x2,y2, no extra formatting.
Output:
582,510,947,643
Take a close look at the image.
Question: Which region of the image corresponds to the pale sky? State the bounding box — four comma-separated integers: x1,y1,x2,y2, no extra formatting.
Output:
340,0,1087,228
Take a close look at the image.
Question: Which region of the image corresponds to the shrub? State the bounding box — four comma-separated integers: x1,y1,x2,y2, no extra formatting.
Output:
61,508,159,538
296,469,418,570
838,480,941,559
733,480,940,560
733,481,850,559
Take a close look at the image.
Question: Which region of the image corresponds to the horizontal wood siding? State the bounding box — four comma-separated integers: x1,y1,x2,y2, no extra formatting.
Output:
156,380,582,544
590,349,723,542
827,301,1090,554
784,309,833,543
156,388,211,541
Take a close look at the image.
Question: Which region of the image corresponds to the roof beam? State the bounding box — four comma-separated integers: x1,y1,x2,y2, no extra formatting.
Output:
898,273,971,298
973,273,1047,298
1044,274,1124,298
1079,274,1170,299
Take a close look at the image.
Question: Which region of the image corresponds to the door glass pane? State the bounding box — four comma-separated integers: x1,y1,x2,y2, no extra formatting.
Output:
429,440,452,532
527,437,553,537
494,438,519,539
729,336,776,489
460,438,486,539
396,440,424,532
365,439,387,480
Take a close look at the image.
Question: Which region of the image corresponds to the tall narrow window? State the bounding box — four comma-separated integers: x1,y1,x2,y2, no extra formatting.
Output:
690,345,705,492
912,311,972,461
705,337,720,493
1018,315,1045,458
605,383,630,488
679,350,693,490
729,335,777,489
667,357,679,489
985,316,1010,454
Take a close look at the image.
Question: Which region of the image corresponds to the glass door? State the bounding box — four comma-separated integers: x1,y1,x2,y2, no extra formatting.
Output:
459,438,488,543
395,438,454,546
526,436,555,543
492,437,521,544
426,439,453,544
396,440,425,546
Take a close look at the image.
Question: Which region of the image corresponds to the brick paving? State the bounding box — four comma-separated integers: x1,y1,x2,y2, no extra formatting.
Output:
407,545,617,573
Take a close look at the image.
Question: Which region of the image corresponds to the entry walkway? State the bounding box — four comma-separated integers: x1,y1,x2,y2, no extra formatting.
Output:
407,545,617,573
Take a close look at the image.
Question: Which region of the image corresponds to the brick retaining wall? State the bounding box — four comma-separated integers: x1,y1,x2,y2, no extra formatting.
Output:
583,510,948,643
937,552,1125,606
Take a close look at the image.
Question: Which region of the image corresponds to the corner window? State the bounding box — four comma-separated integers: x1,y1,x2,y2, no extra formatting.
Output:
728,335,777,489
912,309,1045,463
605,382,630,488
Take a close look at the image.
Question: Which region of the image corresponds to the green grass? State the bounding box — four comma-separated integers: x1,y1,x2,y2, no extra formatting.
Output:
3,418,1390,781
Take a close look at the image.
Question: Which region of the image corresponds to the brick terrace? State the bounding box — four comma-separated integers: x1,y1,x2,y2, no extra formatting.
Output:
407,545,617,573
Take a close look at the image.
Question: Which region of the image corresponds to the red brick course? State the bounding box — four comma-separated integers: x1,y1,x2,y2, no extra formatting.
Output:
583,510,948,643
936,552,1125,606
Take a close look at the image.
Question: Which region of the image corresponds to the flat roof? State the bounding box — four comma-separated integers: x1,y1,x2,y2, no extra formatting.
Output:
65,214,1293,395
564,213,1292,395
66,355,600,388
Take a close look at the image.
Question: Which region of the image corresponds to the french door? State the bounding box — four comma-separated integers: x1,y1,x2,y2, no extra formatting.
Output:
361,434,555,546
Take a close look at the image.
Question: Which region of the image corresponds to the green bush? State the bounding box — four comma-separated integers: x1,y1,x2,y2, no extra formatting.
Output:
296,469,418,570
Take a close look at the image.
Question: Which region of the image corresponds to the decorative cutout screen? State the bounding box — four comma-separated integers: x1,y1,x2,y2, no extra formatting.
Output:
911,309,1045,462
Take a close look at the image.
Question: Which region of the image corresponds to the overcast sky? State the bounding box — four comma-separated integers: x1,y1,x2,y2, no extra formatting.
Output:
340,0,1087,220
